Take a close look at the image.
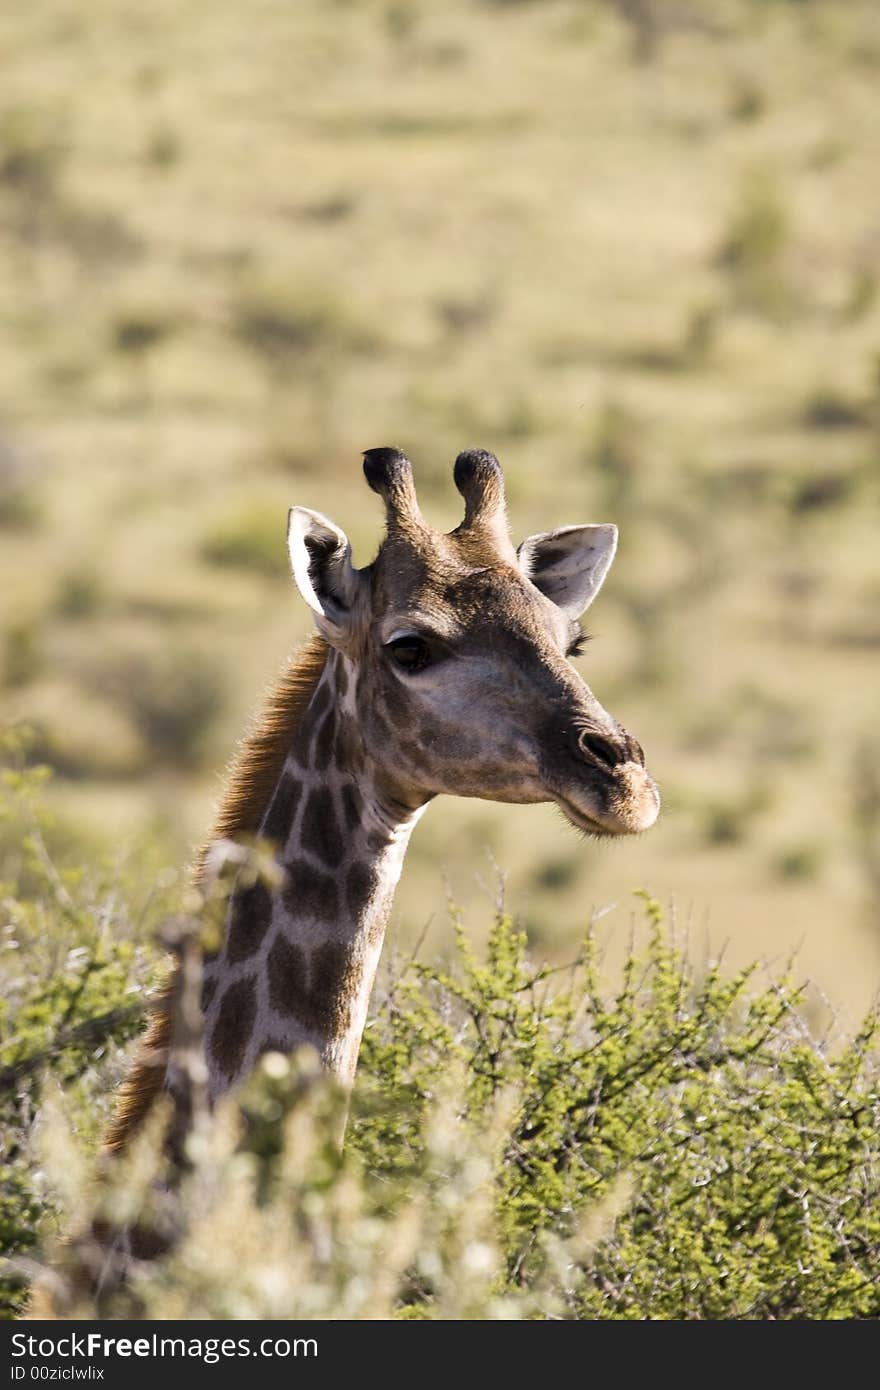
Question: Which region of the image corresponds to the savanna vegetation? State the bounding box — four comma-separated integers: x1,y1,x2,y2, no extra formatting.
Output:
1,757,877,1319
1,0,879,1320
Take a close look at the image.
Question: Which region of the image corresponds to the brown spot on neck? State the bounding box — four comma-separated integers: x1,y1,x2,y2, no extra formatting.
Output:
312,705,337,770
301,787,344,868
281,858,340,922
340,782,363,832
262,772,303,849
345,859,377,917
335,712,365,775
267,935,360,1038
210,976,257,1081
225,878,273,964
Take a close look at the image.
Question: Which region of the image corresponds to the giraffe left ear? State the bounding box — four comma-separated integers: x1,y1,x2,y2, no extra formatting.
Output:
518,524,618,619
287,507,366,643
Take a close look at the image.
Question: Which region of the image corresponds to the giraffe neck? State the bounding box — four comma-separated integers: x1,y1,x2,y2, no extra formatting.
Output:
201,649,426,1097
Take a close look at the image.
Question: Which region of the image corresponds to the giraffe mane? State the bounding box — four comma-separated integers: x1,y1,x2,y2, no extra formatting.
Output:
195,634,329,874
102,635,329,1156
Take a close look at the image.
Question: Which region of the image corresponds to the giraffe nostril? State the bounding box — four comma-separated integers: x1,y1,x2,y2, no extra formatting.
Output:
578,731,622,771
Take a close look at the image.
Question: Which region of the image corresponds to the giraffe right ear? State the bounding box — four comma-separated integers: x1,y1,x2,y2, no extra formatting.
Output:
287,507,366,643
517,524,618,619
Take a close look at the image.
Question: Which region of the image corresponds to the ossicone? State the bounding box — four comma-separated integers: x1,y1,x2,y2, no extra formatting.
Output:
362,446,424,531
452,447,509,543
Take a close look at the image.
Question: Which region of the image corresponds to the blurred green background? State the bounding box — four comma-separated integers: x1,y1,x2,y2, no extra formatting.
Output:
1,0,878,1024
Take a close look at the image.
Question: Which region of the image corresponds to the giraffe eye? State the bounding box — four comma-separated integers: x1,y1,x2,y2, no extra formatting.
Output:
387,635,432,673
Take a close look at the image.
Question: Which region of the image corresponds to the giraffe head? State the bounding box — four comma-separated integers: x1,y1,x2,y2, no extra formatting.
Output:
287,447,659,837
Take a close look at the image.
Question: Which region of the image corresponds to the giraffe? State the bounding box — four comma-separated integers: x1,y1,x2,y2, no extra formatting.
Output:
106,445,659,1152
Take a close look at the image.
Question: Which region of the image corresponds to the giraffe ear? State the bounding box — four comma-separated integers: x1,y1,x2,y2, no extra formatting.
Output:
287,507,365,642
517,524,618,619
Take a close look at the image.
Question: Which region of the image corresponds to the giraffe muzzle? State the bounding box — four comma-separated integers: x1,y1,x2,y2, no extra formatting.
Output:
549,722,660,836
555,776,660,837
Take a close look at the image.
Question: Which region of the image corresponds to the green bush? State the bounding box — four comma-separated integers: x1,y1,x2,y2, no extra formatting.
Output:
232,278,377,376
52,565,105,619
0,107,67,201
5,901,878,1317
2,622,43,689
718,170,796,318
199,507,289,579
112,309,175,359
0,746,163,1316
356,903,879,1318
0,439,43,532
97,645,227,768
1,758,877,1319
